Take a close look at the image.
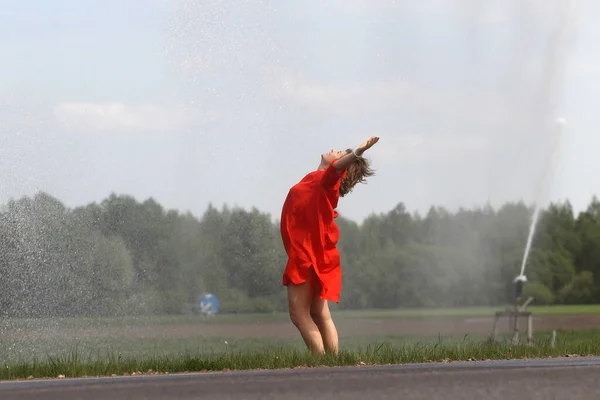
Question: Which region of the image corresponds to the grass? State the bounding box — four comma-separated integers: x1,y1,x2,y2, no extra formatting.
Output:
2,306,600,381
2,330,600,381
4,304,600,331
337,304,600,319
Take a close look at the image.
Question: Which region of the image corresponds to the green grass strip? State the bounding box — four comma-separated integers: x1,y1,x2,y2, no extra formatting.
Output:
5,304,600,330
3,333,600,381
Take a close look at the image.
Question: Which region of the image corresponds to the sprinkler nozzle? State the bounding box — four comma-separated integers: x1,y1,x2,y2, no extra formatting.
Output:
514,275,528,283
514,275,527,300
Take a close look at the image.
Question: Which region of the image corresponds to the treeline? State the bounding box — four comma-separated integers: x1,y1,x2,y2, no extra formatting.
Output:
1,192,599,318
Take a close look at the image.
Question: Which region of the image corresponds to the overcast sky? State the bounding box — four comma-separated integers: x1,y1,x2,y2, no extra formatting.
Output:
1,0,598,222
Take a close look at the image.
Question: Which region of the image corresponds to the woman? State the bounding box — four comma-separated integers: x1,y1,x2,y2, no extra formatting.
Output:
280,136,379,354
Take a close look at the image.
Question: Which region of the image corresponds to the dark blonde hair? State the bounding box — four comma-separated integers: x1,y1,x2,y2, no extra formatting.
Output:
339,149,375,197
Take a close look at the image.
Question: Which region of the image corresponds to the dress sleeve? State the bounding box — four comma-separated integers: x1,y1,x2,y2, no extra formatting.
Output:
321,159,346,189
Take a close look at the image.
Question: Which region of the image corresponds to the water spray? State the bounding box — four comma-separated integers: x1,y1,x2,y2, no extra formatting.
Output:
514,117,567,288
492,117,568,346
513,0,576,289
490,0,577,346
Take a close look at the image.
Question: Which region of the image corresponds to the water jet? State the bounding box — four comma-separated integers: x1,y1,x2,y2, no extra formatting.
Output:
491,116,569,345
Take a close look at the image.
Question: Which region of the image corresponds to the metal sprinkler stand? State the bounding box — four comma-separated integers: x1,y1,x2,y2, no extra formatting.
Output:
490,276,535,345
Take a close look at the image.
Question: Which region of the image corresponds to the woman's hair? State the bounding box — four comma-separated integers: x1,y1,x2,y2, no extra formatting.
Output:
339,149,375,197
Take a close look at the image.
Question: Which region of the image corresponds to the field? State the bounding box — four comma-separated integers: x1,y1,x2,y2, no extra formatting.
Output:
2,305,600,380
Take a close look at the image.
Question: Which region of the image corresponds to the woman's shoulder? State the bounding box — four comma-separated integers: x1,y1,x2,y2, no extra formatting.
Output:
297,169,324,184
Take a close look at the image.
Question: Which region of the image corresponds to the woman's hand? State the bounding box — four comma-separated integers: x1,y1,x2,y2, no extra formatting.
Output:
355,136,379,156
328,136,380,175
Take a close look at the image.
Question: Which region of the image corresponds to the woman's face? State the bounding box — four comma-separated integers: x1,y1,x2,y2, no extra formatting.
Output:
321,149,348,165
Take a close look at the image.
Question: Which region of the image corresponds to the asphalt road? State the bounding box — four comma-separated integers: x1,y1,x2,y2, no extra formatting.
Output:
2,357,600,400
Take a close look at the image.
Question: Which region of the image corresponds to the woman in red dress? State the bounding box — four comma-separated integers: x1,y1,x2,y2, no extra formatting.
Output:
280,136,379,354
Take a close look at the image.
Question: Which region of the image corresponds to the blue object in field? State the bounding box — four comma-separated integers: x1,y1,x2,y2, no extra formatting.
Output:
199,293,220,315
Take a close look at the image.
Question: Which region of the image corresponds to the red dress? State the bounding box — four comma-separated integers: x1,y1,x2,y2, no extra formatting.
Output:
280,159,346,302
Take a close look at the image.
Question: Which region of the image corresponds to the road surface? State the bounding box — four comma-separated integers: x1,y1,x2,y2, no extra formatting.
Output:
2,357,600,400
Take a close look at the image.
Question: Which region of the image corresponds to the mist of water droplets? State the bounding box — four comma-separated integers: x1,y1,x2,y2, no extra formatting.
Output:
0,0,582,362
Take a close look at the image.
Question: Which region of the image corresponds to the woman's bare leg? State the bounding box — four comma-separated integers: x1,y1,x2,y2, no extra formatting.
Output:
287,275,325,354
309,270,339,354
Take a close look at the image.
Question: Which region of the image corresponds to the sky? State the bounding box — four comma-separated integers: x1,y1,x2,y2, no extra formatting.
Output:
1,0,599,223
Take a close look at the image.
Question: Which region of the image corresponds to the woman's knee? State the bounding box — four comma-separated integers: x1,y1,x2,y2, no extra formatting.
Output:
309,288,332,325
288,284,312,327
291,308,320,332
310,306,332,325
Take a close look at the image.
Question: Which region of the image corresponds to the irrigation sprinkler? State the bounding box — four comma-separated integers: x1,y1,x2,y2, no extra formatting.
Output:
490,275,535,345
490,116,569,345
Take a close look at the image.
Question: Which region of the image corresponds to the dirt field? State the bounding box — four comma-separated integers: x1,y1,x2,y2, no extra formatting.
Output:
174,314,600,339
7,314,600,342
